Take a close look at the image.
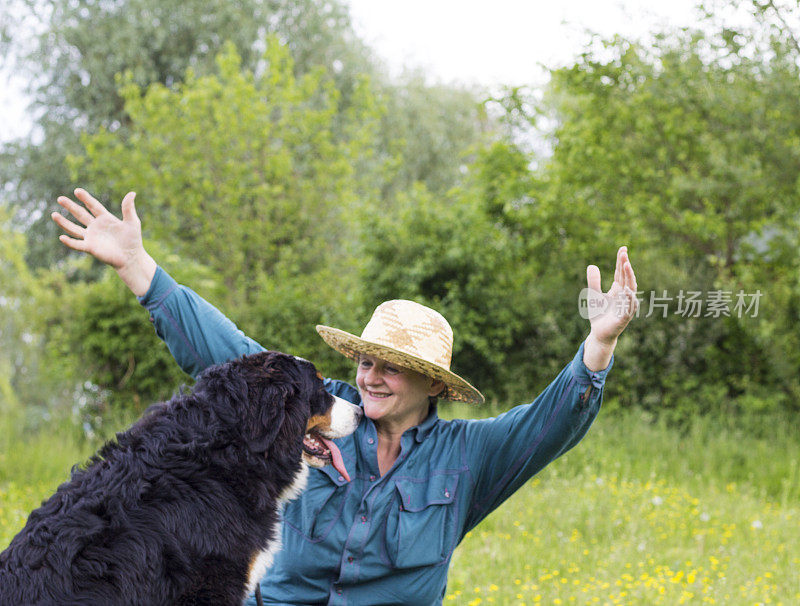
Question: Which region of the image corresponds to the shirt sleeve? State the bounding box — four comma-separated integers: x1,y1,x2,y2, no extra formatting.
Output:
461,340,612,534
137,266,266,378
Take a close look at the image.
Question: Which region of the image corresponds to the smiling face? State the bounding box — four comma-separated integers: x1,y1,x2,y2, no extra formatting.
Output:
356,354,444,432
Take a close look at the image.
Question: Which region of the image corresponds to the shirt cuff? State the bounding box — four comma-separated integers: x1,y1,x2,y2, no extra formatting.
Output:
136,266,178,310
570,340,613,389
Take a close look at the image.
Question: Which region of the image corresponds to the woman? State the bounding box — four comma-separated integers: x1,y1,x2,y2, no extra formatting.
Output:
52,189,638,605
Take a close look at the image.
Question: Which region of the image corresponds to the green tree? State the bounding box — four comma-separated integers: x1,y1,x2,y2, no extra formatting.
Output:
0,210,80,415
0,211,32,409
374,73,489,200
499,24,800,415
57,41,381,405
71,40,375,294
1,0,488,270
356,148,581,404
2,0,492,416
1,0,378,267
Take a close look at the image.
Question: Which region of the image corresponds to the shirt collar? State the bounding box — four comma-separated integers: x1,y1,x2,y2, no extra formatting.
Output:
412,404,440,443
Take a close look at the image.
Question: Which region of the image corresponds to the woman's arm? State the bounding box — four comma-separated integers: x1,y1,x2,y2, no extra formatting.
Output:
461,247,638,532
461,342,609,533
136,267,265,377
52,189,263,377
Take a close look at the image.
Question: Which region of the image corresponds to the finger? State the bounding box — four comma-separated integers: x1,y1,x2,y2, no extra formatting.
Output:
73,188,108,218
624,260,638,293
58,234,90,253
120,192,139,224
586,264,601,292
51,212,86,238
618,246,634,292
619,247,631,289
56,195,94,226
619,251,630,286
614,246,626,285
623,285,639,317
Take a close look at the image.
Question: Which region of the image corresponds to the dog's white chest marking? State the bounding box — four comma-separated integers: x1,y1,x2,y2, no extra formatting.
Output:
247,541,280,596
247,463,310,593
278,461,309,503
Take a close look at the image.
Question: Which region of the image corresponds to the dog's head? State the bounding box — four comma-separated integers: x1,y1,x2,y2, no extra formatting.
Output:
193,351,361,481
291,356,361,476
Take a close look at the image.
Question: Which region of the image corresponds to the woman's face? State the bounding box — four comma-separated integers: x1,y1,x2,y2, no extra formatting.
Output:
356,354,444,430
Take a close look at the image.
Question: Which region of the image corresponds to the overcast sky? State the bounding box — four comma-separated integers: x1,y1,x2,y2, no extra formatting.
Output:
346,0,701,86
0,0,702,141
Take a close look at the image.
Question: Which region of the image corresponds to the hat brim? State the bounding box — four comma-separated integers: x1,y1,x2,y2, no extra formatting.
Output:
316,325,485,404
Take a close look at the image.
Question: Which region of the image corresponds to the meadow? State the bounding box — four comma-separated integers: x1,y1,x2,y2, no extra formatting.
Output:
1,405,797,605
442,405,799,605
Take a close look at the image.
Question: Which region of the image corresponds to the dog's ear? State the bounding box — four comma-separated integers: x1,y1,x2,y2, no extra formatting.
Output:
244,382,287,453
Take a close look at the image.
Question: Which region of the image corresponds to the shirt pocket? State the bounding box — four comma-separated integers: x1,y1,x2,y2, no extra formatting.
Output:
384,472,460,569
283,473,349,542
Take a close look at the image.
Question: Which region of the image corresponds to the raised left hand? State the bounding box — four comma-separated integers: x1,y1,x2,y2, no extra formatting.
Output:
587,246,638,343
582,246,638,371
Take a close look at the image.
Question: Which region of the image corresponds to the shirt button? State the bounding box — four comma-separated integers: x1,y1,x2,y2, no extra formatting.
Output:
369,475,376,482
367,437,374,444
361,515,367,523
338,475,345,482
347,556,354,563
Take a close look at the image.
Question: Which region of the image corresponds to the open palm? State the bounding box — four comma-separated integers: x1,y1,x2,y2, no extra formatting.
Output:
52,189,143,269
586,246,639,345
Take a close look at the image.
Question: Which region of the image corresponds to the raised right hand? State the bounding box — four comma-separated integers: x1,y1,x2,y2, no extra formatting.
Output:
53,188,143,268
52,188,156,296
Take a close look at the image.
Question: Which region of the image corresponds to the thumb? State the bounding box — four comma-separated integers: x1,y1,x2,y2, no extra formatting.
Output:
121,192,139,224
586,264,601,293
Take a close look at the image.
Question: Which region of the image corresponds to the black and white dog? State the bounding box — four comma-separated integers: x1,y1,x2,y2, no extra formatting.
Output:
0,351,361,605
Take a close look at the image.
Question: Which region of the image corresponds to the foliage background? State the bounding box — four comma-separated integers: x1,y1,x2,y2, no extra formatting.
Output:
1,0,800,426
1,1,799,601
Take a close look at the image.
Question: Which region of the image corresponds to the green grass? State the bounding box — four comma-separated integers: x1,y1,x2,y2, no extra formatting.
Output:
440,404,799,605
1,406,797,604
0,407,137,547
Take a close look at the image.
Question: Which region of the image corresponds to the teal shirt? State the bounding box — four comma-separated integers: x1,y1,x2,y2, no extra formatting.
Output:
139,267,612,605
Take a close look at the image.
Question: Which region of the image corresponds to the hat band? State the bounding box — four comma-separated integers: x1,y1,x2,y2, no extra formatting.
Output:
359,334,452,369
316,325,485,404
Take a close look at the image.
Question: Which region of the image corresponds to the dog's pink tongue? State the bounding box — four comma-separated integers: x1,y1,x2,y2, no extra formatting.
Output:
320,437,350,482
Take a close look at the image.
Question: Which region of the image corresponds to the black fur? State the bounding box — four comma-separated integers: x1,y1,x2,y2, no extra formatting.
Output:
0,351,333,606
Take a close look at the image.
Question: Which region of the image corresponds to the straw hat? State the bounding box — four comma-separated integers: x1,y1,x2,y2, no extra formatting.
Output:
316,300,484,404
